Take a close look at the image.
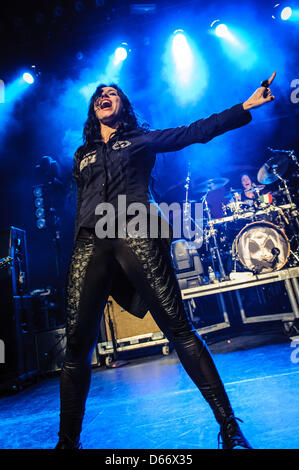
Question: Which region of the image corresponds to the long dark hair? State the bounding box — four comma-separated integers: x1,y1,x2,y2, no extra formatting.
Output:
82,83,144,149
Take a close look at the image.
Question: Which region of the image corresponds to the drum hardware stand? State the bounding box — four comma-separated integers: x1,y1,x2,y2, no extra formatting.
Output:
268,147,298,168
202,192,227,281
272,169,299,246
182,163,203,245
231,246,238,274
263,154,299,264
252,185,262,209
183,164,193,240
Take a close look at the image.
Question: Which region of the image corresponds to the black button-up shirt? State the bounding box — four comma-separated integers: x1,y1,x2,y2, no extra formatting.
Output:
73,103,252,240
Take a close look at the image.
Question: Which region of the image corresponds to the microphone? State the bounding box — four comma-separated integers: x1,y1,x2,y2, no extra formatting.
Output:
261,79,270,99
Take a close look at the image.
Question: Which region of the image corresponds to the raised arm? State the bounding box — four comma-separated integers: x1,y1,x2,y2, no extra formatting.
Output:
144,103,252,153
145,72,276,154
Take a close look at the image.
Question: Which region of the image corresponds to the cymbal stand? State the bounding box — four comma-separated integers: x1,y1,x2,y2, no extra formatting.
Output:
183,164,192,240
268,147,299,168
273,168,299,262
182,164,203,244
273,169,299,217
288,150,299,173
202,191,227,280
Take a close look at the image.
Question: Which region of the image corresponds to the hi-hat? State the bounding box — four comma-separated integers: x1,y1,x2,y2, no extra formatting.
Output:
194,177,229,194
257,155,289,185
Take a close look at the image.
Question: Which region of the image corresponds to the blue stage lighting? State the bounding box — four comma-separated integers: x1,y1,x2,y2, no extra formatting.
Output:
23,73,34,84
172,29,187,46
114,46,128,65
162,29,208,104
211,21,239,45
36,218,46,229
272,4,299,21
215,23,228,38
281,6,292,19
171,30,193,83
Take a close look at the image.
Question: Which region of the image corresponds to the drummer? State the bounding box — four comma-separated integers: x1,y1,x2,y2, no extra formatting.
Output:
235,173,268,205
240,174,257,201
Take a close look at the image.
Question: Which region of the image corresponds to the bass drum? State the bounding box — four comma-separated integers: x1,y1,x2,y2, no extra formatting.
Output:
232,221,290,274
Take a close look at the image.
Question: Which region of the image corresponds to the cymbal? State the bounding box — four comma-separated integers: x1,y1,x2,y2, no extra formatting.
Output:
257,155,289,185
223,188,242,199
193,178,229,194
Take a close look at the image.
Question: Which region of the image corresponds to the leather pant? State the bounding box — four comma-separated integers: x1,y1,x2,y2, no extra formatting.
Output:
58,229,234,442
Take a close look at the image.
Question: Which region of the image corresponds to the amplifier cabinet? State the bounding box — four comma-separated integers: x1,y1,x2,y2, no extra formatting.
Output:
0,295,38,388
103,297,161,342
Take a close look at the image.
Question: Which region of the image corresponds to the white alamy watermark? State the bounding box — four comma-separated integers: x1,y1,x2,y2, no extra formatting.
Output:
0,339,4,364
290,79,299,104
290,338,299,364
95,195,204,248
0,79,4,103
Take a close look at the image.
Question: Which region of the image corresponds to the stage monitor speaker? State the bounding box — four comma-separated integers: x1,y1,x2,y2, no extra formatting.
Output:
103,297,161,342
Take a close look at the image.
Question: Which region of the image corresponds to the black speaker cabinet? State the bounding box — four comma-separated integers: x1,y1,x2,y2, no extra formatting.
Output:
0,227,37,389
0,295,39,389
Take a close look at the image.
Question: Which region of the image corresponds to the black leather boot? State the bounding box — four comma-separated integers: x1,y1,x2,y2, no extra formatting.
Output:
218,415,252,449
55,434,82,449
199,382,252,449
55,411,84,450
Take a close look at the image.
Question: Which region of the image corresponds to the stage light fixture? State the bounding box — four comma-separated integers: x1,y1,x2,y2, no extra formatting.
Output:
171,30,193,81
115,47,127,62
281,6,292,19
215,23,229,38
172,30,188,50
34,197,44,208
113,43,129,66
36,218,46,230
33,187,43,198
33,185,46,229
22,73,34,84
211,21,231,40
210,19,241,47
35,208,45,219
272,3,298,20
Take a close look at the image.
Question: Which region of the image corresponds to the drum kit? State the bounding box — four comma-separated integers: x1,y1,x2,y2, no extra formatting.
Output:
165,148,299,280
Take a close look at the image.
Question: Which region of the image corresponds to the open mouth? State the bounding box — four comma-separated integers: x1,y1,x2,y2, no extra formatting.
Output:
100,99,112,109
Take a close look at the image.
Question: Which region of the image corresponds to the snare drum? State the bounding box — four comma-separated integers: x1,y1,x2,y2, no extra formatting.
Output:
232,220,290,273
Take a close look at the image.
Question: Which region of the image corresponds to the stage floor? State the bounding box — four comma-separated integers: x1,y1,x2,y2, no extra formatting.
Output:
0,330,299,450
